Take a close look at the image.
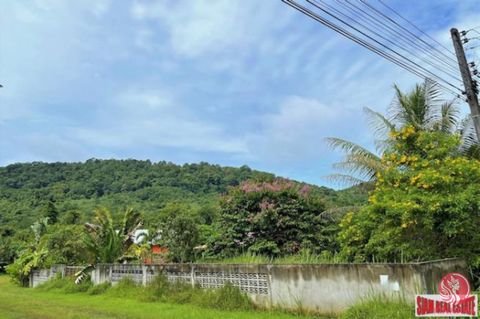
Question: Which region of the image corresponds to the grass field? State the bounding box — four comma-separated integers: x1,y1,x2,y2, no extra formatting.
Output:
0,276,323,319
0,275,419,319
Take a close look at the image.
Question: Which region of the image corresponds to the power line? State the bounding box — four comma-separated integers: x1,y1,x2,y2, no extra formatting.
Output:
465,27,480,36
337,0,460,74
360,0,458,67
466,45,480,51
300,0,463,92
281,0,462,97
376,0,457,57
471,30,480,36
309,0,461,81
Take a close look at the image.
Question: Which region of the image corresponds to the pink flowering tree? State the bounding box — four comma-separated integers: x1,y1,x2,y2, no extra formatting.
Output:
214,179,338,257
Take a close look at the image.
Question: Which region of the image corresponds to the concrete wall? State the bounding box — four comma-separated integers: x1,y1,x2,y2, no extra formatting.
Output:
265,259,466,313
30,264,65,288
30,258,466,313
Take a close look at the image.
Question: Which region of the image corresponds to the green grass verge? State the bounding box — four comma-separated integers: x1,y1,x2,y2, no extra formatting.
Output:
339,297,414,319
0,275,323,319
0,275,422,319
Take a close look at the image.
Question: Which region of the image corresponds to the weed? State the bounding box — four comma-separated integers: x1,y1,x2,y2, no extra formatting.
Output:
199,250,341,265
340,296,414,319
87,282,111,295
106,277,144,299
36,276,91,293
197,282,254,311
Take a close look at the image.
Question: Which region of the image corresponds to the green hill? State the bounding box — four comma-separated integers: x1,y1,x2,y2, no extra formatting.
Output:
0,159,367,230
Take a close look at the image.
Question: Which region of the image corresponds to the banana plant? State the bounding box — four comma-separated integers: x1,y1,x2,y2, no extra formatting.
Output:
76,208,144,284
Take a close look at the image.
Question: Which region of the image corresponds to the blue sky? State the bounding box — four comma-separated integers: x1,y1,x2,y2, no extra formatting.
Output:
1,0,479,189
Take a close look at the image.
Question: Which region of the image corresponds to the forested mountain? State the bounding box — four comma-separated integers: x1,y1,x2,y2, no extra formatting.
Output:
0,159,366,232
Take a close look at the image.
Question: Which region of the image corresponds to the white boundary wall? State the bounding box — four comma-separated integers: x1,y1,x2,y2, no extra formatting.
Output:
30,258,466,313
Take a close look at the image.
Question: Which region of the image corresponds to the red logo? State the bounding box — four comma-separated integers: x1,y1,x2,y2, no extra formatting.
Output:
438,273,470,305
416,272,477,317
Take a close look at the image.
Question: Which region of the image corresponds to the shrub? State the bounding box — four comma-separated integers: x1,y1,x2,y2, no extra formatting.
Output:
142,274,170,301
35,276,70,291
143,275,253,311
87,282,111,295
340,297,413,319
168,284,197,304
63,279,92,293
36,276,91,293
144,274,198,304
196,283,254,311
107,277,143,299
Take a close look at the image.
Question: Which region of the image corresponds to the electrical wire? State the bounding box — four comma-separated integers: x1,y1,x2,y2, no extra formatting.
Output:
302,0,463,92
337,0,460,73
376,0,457,57
466,45,480,51
471,30,480,36
309,0,461,81
466,27,480,36
359,0,458,70
281,0,462,97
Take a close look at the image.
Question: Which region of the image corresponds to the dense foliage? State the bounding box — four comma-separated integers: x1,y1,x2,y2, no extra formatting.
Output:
156,203,201,263
0,159,365,266
327,80,478,186
214,179,339,257
84,208,144,263
0,160,274,228
339,127,480,269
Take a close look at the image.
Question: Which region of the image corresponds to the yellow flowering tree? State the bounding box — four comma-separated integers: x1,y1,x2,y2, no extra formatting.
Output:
326,80,479,187
339,127,480,270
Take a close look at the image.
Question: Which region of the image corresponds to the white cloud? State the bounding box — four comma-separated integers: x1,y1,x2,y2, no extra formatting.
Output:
130,0,292,59
246,95,360,164
72,89,248,154
91,0,111,17
2,0,479,188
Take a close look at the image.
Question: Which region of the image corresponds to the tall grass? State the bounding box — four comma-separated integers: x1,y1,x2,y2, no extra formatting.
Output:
199,283,254,311
37,275,256,312
87,281,111,295
340,296,414,319
36,276,92,293
199,250,341,264
36,275,416,317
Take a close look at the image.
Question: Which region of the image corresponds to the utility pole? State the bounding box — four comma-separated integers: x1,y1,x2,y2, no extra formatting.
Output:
451,28,480,141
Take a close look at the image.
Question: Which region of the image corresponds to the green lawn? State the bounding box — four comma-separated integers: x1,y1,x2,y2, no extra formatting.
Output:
0,276,320,319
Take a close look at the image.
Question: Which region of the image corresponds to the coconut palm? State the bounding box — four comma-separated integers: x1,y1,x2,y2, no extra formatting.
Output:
327,80,476,186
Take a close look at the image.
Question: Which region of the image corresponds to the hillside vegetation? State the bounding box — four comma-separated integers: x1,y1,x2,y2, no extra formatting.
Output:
0,159,367,265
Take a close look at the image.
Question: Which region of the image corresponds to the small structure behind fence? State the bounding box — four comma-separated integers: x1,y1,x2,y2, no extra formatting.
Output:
30,258,466,314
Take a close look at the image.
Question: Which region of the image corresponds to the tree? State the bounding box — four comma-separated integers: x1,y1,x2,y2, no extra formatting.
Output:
327,80,476,186
40,224,88,266
339,127,480,270
6,247,49,286
0,159,288,245
42,201,59,225
31,217,49,244
215,179,336,257
6,218,51,286
60,211,81,225
161,214,200,263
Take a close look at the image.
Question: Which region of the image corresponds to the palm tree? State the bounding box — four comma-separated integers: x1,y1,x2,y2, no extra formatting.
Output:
327,80,476,186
